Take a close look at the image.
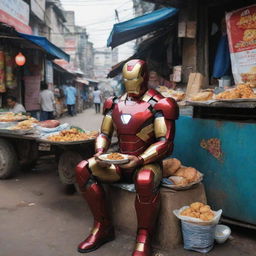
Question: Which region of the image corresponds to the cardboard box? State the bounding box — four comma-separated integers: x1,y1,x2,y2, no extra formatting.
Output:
185,72,204,99
186,21,197,38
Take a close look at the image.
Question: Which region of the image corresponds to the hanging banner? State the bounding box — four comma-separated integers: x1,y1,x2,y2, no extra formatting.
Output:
45,60,53,84
24,75,41,111
226,4,256,86
0,0,32,34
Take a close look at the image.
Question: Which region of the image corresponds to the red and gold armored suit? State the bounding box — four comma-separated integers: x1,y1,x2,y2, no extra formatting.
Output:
75,59,179,256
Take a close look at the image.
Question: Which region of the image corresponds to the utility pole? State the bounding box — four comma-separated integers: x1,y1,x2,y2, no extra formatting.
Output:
115,9,120,22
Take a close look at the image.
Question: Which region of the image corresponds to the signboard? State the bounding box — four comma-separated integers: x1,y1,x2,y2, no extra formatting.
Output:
24,76,41,111
64,37,77,55
45,60,53,84
226,4,256,85
54,59,76,73
0,0,31,34
31,0,45,22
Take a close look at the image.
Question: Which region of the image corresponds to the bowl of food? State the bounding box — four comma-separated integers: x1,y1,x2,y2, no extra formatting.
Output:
98,153,129,164
214,224,231,244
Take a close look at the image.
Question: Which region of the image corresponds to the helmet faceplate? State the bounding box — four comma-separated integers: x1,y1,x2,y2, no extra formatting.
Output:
122,59,148,97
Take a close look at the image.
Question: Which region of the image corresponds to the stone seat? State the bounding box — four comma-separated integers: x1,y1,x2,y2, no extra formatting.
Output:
108,183,207,250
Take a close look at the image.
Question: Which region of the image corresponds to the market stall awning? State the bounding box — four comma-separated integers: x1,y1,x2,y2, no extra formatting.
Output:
108,28,173,78
18,33,70,62
53,59,75,74
107,7,178,48
76,78,89,85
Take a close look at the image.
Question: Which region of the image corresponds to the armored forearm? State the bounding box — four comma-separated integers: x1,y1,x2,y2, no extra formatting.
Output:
138,116,175,164
95,114,114,154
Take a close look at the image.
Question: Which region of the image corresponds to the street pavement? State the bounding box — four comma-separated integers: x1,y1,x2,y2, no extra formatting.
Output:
60,107,103,131
0,108,255,256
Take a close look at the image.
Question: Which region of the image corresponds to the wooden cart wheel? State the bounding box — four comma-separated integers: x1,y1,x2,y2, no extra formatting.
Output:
16,140,39,170
0,138,19,179
58,151,83,185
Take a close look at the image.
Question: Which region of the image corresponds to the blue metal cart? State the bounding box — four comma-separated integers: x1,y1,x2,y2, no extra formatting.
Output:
172,103,256,227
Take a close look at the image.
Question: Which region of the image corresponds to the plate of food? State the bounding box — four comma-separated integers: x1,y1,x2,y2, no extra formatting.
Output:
0,112,28,122
161,165,203,191
39,128,98,144
98,152,130,164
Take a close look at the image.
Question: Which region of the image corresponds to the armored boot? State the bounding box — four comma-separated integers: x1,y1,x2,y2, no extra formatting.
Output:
78,183,115,253
76,161,115,253
133,169,160,256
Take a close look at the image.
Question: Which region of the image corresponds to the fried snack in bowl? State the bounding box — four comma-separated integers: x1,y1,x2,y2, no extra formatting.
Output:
214,83,256,99
107,152,124,160
200,205,211,213
200,212,215,221
168,176,188,186
190,202,205,211
162,158,181,177
175,167,198,183
47,128,98,142
180,202,215,222
214,90,240,100
180,208,193,216
0,112,28,122
9,119,38,130
236,84,256,98
190,91,213,101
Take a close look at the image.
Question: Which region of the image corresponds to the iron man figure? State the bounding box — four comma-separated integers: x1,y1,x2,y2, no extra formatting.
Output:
75,59,179,256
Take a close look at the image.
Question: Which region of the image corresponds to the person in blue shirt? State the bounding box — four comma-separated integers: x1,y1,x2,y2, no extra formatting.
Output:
64,82,77,116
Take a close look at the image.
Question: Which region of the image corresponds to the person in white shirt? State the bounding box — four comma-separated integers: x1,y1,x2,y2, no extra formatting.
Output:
92,86,102,113
39,82,55,121
6,96,26,113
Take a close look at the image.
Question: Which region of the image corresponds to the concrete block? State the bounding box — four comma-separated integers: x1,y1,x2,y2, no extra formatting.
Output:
108,183,207,250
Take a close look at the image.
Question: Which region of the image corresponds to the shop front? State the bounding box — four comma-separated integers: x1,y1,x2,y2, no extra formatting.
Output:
0,25,69,117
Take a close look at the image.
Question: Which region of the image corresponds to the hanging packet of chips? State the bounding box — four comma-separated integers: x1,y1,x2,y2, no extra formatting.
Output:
5,52,16,89
0,50,6,93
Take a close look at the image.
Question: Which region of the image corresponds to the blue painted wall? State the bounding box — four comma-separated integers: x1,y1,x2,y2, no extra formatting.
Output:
172,115,256,225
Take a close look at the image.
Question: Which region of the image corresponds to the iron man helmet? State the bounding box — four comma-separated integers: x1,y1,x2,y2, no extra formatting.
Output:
122,59,148,97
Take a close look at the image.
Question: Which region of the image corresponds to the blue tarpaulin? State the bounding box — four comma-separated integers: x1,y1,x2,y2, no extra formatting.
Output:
212,35,231,78
18,33,70,62
107,7,178,48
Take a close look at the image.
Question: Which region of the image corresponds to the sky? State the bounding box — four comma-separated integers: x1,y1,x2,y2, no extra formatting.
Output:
60,0,136,61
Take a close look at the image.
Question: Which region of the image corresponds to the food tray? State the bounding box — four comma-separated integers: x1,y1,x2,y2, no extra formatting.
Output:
0,128,34,135
161,173,203,191
186,98,256,104
0,122,18,128
185,100,256,108
38,132,95,145
37,138,95,145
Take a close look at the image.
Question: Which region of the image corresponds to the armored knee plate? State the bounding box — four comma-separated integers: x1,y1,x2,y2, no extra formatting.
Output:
76,160,91,191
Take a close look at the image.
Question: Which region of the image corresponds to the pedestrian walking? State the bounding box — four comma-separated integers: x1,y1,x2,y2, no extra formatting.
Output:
39,81,55,121
92,86,102,114
64,81,77,116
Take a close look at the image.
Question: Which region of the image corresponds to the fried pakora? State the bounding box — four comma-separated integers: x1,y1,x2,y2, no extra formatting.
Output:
47,128,98,142
180,202,215,221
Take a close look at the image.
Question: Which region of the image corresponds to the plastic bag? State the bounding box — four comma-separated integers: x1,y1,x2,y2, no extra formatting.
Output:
111,183,136,192
173,206,222,253
37,123,70,134
173,206,222,225
181,221,216,253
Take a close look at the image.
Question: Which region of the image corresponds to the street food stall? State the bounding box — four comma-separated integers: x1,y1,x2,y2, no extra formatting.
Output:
0,113,97,185
152,4,256,228
173,98,256,227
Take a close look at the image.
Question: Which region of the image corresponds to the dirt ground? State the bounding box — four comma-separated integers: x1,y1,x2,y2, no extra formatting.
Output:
0,156,256,256
0,109,255,256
